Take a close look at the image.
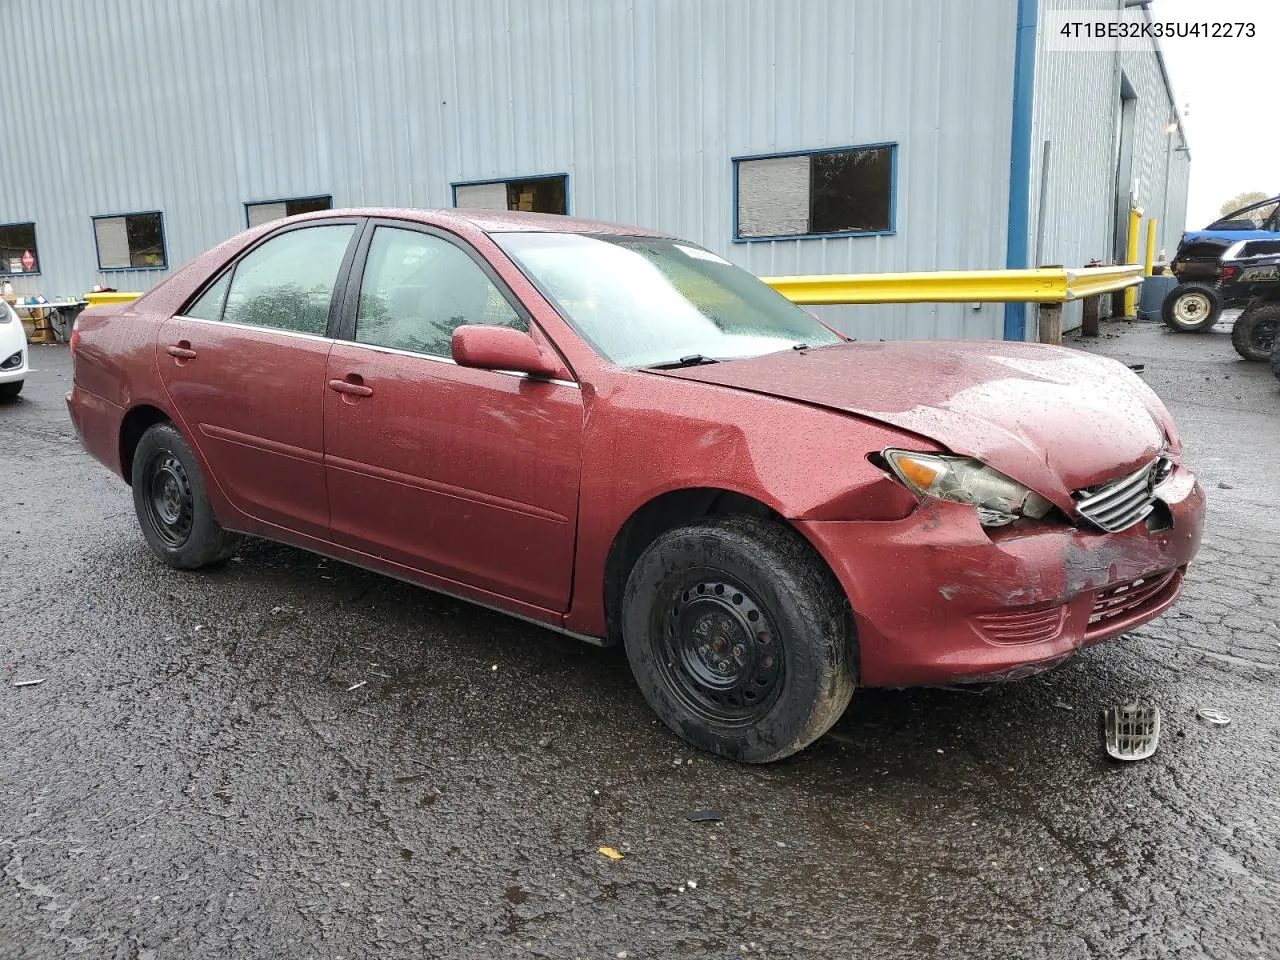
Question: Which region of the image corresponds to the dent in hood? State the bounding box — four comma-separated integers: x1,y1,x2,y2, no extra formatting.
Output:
653,340,1173,511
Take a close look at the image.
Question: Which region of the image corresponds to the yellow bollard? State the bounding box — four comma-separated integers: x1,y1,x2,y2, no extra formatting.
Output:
1124,207,1143,317
1144,218,1158,277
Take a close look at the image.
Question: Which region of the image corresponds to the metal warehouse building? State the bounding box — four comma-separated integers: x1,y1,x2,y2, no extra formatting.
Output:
0,0,1187,341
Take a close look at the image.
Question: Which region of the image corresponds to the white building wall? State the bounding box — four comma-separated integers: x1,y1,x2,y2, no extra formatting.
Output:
0,0,1018,340
1030,0,1191,331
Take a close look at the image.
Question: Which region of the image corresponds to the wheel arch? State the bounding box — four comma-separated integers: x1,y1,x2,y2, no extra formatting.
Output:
601,487,837,646
119,404,172,484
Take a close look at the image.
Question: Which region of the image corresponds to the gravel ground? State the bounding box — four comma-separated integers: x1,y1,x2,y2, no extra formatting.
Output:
2,317,1277,960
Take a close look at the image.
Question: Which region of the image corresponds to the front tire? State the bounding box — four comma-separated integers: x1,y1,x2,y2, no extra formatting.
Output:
621,516,856,763
131,422,242,569
1231,302,1280,361
0,380,22,400
1161,282,1221,333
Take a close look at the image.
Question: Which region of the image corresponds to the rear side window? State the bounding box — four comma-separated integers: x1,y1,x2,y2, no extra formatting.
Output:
184,272,231,321
354,227,526,357
222,225,354,335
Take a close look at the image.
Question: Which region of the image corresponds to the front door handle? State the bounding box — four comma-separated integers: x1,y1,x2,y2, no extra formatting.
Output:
328,376,374,398
166,342,197,360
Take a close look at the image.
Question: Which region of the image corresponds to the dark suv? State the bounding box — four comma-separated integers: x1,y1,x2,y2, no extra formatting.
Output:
1216,241,1280,364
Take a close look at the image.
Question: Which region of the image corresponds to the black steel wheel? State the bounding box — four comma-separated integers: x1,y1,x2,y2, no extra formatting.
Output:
1232,302,1280,361
656,576,785,726
131,422,243,569
1161,282,1221,333
622,515,856,763
143,451,195,547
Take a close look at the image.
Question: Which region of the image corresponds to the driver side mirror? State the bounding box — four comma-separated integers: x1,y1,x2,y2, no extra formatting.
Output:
451,324,560,378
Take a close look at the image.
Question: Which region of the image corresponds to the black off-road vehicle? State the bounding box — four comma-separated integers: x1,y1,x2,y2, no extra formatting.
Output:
1162,194,1280,333
1216,242,1280,362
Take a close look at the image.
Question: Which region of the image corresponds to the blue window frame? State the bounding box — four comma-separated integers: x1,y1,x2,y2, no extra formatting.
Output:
0,221,40,276
92,211,168,271
244,194,333,228
732,143,897,242
452,174,569,215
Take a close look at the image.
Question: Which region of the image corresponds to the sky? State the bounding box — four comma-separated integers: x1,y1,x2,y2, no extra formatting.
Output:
1155,0,1280,227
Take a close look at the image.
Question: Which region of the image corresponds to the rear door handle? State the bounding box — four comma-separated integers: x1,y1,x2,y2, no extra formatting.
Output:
328,377,374,398
166,342,197,360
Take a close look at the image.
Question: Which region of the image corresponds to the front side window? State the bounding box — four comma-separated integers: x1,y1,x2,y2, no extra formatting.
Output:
496,232,842,368
184,272,231,321
0,222,39,275
246,195,333,228
355,227,526,357
222,224,354,335
93,212,167,269
735,144,895,239
453,175,567,215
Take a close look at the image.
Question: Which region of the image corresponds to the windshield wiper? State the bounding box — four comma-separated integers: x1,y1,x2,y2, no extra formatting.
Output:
649,354,721,370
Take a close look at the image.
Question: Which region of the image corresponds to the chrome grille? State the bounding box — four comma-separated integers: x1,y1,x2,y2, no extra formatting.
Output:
1074,458,1171,533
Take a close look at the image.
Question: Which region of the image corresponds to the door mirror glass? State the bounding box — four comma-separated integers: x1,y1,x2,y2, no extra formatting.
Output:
451,324,559,378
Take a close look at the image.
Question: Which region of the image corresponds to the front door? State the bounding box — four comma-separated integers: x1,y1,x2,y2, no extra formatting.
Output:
322,224,584,612
158,221,359,537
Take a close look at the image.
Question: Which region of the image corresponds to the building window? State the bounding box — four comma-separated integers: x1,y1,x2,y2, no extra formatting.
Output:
453,175,568,215
734,144,896,240
0,222,40,275
245,195,333,228
93,212,167,270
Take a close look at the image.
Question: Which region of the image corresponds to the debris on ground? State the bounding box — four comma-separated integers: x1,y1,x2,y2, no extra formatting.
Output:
598,846,624,861
1102,702,1161,761
346,681,367,692
685,809,724,823
12,678,46,687
1196,707,1232,726
537,736,553,749
1053,700,1074,711
1218,481,1235,490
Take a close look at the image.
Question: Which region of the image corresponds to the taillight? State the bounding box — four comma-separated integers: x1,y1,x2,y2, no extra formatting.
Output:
1220,266,1237,282
69,326,80,358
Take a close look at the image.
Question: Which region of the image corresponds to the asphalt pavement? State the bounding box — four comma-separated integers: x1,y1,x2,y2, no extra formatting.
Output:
2,318,1278,960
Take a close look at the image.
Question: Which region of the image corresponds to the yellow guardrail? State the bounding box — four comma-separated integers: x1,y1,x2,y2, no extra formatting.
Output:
762,264,1145,306
84,291,143,307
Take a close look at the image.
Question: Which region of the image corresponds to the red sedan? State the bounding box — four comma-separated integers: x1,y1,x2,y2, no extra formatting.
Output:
67,209,1205,762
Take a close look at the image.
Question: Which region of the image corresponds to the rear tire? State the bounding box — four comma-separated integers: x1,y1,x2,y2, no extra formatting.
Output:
0,380,22,399
621,515,856,763
1161,282,1221,333
131,422,242,569
1231,302,1280,361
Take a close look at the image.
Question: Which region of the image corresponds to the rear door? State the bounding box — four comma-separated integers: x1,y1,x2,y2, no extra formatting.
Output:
322,222,584,611
158,220,361,537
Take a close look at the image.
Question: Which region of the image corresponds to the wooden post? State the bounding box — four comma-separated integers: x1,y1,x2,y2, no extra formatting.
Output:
1037,302,1062,345
1081,295,1100,337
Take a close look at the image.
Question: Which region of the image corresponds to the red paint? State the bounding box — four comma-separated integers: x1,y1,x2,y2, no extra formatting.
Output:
66,209,1205,687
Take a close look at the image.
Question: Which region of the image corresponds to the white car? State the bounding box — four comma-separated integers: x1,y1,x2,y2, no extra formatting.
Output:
0,299,28,399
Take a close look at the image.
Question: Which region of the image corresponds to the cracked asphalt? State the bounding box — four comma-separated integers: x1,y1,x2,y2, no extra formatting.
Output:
2,317,1278,959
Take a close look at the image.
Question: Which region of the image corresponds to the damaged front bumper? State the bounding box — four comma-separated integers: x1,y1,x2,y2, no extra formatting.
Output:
796,467,1205,688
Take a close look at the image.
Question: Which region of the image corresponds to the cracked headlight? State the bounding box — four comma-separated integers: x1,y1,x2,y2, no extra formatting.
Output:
883,449,1054,528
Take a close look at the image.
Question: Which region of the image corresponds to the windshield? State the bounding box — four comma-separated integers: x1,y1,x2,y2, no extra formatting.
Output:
493,232,843,367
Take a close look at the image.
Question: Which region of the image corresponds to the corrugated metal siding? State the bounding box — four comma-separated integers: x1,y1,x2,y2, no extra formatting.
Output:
1030,0,1191,331
0,0,1017,340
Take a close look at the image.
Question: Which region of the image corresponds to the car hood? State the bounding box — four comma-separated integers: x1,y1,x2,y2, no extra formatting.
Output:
653,340,1173,511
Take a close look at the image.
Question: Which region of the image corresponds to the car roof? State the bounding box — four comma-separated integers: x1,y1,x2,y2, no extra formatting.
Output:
292,207,673,238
